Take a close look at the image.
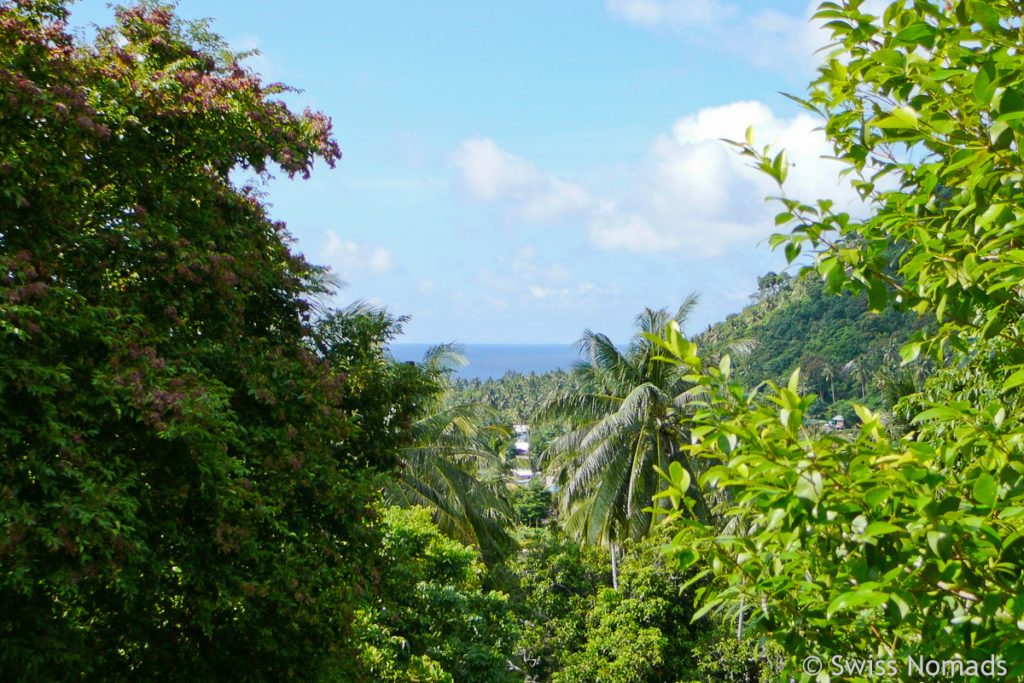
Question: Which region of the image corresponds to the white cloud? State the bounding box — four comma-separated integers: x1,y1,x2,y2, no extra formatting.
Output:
324,231,394,275
591,100,860,255
738,7,826,73
605,0,842,78
588,210,675,253
472,248,618,309
528,282,619,301
606,0,737,31
608,0,897,77
417,278,437,293
451,137,592,222
451,101,865,258
529,285,571,299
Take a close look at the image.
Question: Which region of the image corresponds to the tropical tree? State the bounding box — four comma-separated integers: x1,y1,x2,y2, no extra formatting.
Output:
386,345,517,565
0,2,427,678
540,295,750,587
657,0,1024,678
841,356,870,399
355,506,519,683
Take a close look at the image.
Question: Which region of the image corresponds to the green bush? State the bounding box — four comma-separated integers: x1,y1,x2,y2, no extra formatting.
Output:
357,507,519,683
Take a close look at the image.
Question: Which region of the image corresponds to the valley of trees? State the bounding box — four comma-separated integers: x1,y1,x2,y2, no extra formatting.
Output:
3,0,1024,681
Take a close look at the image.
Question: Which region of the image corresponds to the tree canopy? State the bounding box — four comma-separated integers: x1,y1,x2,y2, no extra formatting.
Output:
1,2,427,678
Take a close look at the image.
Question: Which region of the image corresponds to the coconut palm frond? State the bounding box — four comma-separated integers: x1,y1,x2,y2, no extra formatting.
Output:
542,294,720,576
421,342,468,373
535,390,621,425
386,367,517,564
673,292,701,326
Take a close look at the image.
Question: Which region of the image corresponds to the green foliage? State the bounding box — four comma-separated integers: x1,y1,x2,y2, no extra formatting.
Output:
554,587,669,683
688,620,784,683
696,272,923,409
503,528,609,681
388,345,517,565
356,507,519,683
500,527,773,683
508,477,553,527
658,0,1024,679
450,370,589,425
0,2,427,679
555,532,703,683
540,298,716,552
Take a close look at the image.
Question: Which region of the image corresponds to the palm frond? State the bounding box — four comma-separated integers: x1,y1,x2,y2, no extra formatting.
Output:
421,342,468,373
673,292,701,327
545,299,714,548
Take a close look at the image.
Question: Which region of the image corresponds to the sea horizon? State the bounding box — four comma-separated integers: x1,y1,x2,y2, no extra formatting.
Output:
389,343,586,380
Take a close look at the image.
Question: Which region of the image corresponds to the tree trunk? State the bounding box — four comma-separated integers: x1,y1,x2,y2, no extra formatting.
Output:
737,595,745,641
610,543,619,590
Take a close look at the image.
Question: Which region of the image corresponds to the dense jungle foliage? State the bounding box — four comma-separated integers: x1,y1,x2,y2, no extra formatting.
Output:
4,0,1024,681
696,272,927,418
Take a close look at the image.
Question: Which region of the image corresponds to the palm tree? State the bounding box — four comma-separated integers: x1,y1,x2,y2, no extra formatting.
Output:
841,357,869,398
539,295,752,587
821,361,838,404
385,344,517,565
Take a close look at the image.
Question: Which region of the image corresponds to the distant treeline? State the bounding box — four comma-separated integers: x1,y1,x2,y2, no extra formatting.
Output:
451,269,926,428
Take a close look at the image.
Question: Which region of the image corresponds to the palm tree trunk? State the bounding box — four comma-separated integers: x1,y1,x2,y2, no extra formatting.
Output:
737,595,745,641
610,543,619,590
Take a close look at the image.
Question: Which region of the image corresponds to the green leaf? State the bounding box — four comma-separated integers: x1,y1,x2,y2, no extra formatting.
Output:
900,342,922,365
691,598,724,622
862,521,901,539
913,406,960,423
973,473,997,507
968,0,1001,33
853,404,875,425
895,23,935,45
891,105,920,129
827,589,889,618
997,88,1024,117
676,548,699,569
669,461,691,493
680,569,710,591
775,211,794,226
990,120,1013,149
867,278,887,311
927,530,952,558
787,368,800,394
865,486,890,509
795,470,823,503
773,150,789,183
889,593,912,619
1003,366,1024,391
784,241,801,263
973,61,995,105
871,107,913,131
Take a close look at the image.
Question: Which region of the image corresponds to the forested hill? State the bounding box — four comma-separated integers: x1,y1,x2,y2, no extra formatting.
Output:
694,271,926,418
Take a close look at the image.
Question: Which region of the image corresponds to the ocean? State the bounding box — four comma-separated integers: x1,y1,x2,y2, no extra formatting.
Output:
389,343,584,380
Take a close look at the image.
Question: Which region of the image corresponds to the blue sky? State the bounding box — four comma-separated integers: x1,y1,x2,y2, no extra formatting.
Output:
69,0,871,343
